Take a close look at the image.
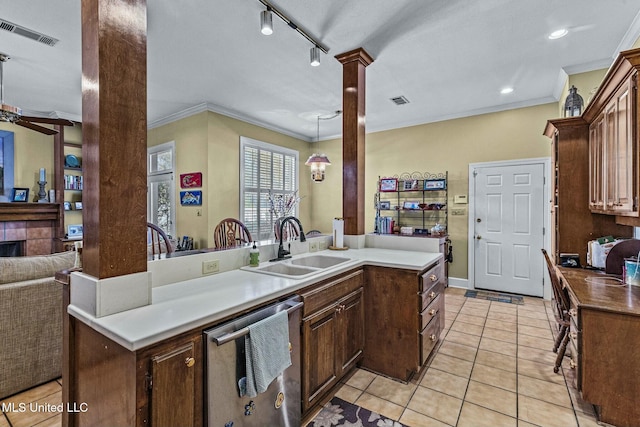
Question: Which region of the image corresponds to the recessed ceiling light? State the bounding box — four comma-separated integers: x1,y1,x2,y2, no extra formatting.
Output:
500,87,514,94
548,29,568,39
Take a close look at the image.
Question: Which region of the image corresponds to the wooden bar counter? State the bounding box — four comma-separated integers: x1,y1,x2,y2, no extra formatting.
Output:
557,267,640,427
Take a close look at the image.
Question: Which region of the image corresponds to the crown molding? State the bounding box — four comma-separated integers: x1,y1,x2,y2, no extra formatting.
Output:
615,8,640,55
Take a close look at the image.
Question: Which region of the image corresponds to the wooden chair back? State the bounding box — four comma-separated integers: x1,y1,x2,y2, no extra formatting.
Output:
147,222,173,259
214,218,252,249
542,249,571,322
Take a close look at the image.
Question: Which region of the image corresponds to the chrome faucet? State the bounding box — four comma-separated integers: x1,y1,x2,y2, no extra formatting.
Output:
274,216,306,260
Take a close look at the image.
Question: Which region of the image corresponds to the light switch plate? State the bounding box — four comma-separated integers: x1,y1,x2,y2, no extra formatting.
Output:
454,195,468,204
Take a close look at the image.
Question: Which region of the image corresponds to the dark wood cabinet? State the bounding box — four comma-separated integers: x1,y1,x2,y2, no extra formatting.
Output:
300,269,364,413
361,260,444,382
583,48,640,222
557,267,640,427
588,76,636,214
544,118,632,267
147,339,202,427
66,319,203,427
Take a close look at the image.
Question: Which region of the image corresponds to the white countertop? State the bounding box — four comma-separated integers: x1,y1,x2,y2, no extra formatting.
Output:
68,248,442,351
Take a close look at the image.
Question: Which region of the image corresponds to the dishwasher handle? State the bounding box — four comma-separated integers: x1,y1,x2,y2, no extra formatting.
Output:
211,300,303,346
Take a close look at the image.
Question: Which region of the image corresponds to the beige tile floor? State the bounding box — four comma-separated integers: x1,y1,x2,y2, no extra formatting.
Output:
329,288,601,427
1,288,600,427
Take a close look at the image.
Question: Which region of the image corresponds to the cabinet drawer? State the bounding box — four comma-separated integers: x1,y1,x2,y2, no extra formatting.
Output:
420,315,441,365
420,261,444,292
420,281,445,312
420,294,443,330
301,270,364,316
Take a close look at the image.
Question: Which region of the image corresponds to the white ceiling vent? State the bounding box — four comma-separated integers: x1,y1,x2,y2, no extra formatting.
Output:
390,96,410,106
0,19,59,47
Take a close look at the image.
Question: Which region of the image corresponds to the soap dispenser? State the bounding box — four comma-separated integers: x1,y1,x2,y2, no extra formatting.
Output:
249,242,260,267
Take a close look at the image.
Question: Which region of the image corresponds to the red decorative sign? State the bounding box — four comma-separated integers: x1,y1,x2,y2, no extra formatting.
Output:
180,172,202,188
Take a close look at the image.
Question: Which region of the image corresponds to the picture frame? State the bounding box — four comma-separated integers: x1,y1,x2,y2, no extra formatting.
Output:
424,179,447,190
74,201,83,210
180,190,202,206
63,201,72,211
403,200,420,210
179,172,202,188
67,224,83,239
403,180,418,191
378,201,391,210
11,187,29,202
379,178,398,192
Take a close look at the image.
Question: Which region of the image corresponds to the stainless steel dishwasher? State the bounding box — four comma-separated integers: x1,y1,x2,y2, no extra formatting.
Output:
204,296,302,427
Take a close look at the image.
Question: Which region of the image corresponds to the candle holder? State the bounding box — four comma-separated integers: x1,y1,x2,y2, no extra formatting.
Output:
37,181,48,203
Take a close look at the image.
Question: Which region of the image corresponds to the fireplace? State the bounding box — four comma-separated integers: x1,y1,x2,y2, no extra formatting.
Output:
0,240,25,257
0,203,60,256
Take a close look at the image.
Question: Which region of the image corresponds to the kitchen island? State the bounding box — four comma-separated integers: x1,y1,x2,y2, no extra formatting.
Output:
62,247,444,426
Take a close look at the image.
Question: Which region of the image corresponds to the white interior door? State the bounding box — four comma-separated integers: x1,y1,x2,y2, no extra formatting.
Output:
472,163,545,297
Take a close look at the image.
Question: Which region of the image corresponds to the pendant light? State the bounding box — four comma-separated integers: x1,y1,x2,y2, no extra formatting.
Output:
305,112,341,182
260,9,273,35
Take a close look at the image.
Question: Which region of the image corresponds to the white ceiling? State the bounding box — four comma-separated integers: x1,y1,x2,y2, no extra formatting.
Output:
1,0,639,141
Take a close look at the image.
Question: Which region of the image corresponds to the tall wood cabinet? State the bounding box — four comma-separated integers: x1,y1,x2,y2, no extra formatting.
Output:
584,48,640,221
543,118,631,266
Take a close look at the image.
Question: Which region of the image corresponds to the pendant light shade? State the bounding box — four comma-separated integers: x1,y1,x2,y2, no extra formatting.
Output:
305,153,331,182
310,46,321,67
260,9,273,35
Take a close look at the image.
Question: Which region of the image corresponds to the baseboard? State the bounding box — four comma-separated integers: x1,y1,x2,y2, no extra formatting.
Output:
448,277,469,289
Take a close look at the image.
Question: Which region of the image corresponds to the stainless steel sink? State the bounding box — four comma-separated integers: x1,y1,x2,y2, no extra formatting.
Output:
289,255,350,268
253,263,318,276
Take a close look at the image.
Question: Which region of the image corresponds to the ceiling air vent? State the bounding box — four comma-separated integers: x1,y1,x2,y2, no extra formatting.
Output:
0,19,59,47
390,96,410,106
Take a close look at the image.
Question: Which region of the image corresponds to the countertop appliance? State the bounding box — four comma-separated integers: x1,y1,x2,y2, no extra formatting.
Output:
204,296,303,427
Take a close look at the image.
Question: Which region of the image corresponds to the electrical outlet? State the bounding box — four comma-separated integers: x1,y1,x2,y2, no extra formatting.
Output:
309,241,319,252
451,209,466,216
202,260,219,275
318,241,328,251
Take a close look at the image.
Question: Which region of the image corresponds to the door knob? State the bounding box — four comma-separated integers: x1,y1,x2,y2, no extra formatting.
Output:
476,235,482,240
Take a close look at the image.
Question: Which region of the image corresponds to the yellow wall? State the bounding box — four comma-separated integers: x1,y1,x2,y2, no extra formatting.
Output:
311,103,557,279
558,68,608,117
147,111,312,248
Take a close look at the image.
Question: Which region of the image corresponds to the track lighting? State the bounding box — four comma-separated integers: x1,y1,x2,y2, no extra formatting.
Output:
260,9,273,35
310,47,320,67
256,0,329,66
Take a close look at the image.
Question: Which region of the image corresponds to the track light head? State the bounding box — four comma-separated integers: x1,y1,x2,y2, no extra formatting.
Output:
310,46,320,67
260,9,273,35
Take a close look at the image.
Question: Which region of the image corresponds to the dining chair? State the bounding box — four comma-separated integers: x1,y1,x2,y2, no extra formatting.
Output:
147,222,174,259
541,248,572,373
214,218,252,249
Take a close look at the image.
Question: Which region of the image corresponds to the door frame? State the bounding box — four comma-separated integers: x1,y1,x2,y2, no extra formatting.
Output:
467,157,552,300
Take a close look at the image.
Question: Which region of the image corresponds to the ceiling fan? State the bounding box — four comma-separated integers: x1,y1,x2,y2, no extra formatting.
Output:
0,53,73,135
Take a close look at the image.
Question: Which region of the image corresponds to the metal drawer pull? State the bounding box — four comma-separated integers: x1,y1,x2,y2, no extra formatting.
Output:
428,309,436,316
569,309,577,317
569,360,576,369
570,332,577,340
429,291,436,299
429,274,437,282
185,357,195,368
429,334,437,342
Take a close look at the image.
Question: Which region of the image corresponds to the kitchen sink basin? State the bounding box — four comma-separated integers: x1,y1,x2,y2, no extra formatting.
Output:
289,255,350,268
242,254,353,279
253,263,318,276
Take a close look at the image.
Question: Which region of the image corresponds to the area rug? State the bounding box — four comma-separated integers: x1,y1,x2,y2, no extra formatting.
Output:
307,396,408,427
464,289,524,305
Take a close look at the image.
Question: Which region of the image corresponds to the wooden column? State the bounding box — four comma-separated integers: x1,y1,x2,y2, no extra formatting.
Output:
53,125,65,248
81,0,148,279
335,48,373,235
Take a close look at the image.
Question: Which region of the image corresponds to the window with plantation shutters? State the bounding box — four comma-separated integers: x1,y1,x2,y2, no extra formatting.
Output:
240,137,298,241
